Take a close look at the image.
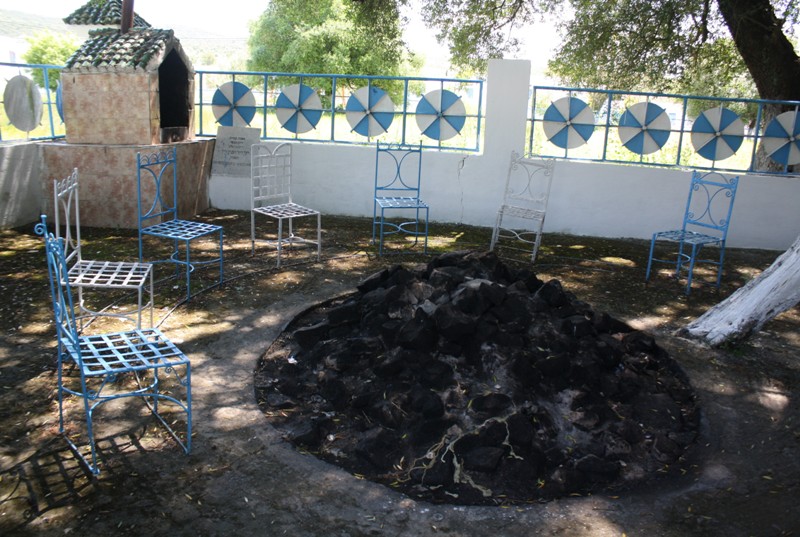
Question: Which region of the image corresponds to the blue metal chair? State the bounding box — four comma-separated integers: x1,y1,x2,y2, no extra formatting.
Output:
36,216,192,475
372,142,428,255
645,170,740,295
54,168,154,329
251,142,321,267
137,147,223,300
490,151,556,262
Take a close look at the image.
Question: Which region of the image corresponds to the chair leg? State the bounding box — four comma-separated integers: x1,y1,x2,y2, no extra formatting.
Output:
277,218,284,267
250,212,257,255
422,208,429,254
645,236,657,282
316,213,322,261
217,229,224,285
184,240,192,300
716,244,726,288
685,244,700,295
490,210,503,251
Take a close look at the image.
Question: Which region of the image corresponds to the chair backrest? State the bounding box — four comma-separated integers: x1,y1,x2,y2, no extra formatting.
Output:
53,168,82,266
137,146,179,230
374,142,423,198
502,151,555,212
681,170,739,239
35,216,81,357
251,142,293,209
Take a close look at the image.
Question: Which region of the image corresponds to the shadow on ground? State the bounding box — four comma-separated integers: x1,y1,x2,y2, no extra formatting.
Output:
1,210,798,536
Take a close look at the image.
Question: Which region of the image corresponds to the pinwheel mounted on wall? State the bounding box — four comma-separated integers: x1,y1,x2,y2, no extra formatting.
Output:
542,96,596,149
691,107,745,161
275,83,323,134
212,81,256,127
617,102,671,155
761,109,800,166
415,89,466,141
345,86,395,137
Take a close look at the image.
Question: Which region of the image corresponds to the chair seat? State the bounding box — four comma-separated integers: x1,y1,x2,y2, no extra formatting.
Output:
69,259,152,289
142,219,222,241
254,202,319,219
376,196,428,209
499,204,546,220
65,327,189,376
653,229,722,246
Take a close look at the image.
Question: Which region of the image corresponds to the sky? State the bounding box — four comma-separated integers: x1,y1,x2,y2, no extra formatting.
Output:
6,0,267,38
5,0,558,76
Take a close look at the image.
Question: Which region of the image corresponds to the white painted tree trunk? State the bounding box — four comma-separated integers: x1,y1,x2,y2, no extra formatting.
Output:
682,234,800,346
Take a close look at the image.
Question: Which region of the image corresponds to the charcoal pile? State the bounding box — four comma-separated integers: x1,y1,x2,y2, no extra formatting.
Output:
254,251,699,505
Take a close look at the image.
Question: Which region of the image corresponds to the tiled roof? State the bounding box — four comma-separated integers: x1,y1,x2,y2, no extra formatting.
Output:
63,0,151,28
64,28,184,72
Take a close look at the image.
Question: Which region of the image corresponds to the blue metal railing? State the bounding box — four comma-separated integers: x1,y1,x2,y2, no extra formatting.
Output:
0,62,64,141
195,70,484,152
528,86,800,175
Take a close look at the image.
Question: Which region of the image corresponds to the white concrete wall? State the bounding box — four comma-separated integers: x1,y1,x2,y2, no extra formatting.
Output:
0,142,43,228
206,58,800,252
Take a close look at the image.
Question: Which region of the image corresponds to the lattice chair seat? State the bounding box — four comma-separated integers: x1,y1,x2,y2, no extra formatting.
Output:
137,147,224,300
251,143,321,267
53,168,154,328
645,170,739,294
490,152,555,262
36,216,192,475
372,142,428,256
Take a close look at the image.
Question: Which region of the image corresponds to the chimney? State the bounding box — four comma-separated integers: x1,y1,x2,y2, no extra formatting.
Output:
121,0,134,33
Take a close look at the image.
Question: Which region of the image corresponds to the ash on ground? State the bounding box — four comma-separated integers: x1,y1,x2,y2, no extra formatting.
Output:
255,251,699,505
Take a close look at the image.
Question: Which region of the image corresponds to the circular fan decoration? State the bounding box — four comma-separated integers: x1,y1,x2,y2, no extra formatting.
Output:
345,86,395,137
3,75,42,132
691,107,745,161
761,110,800,166
415,89,466,141
212,81,256,127
542,96,595,149
617,102,671,155
275,83,323,134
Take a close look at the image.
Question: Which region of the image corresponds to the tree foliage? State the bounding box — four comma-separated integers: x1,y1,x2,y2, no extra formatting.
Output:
22,31,79,90
248,0,417,77
421,0,800,101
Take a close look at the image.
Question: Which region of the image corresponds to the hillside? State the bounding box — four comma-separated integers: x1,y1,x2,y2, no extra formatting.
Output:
0,8,248,70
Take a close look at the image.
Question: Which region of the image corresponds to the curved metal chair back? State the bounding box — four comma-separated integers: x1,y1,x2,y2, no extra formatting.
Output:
490,151,556,262
372,142,428,255
36,215,192,474
645,170,739,294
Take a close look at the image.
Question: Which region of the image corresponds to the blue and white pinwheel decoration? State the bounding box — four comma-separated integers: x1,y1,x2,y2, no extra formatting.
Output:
761,110,800,166
691,107,745,161
542,96,595,149
618,102,671,155
275,83,323,134
345,86,395,137
212,81,256,127
415,89,466,141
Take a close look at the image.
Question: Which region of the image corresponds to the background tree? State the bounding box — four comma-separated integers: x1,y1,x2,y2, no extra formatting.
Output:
22,31,79,90
247,0,421,104
422,0,799,103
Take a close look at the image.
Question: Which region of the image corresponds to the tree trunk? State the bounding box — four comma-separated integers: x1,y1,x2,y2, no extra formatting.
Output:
681,234,800,346
716,0,800,101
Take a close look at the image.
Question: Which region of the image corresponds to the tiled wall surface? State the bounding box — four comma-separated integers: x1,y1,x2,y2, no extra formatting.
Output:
41,140,215,229
61,72,160,145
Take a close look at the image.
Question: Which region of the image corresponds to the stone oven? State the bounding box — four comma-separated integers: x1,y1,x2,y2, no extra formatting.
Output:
61,27,194,145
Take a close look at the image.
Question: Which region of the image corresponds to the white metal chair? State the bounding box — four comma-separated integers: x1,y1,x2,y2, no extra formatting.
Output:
490,152,555,262
54,168,154,329
36,215,192,475
137,147,224,300
645,170,739,294
251,142,321,267
372,142,428,255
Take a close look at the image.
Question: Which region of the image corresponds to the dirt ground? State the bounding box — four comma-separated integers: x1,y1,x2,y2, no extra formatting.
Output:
1,209,798,536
